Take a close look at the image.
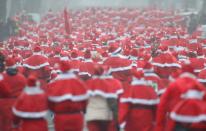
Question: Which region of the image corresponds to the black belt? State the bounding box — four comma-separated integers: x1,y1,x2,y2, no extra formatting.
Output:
131,104,156,110
0,97,16,99
22,118,45,121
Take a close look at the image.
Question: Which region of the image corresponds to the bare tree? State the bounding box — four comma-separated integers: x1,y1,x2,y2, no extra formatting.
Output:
0,0,7,22
199,0,206,25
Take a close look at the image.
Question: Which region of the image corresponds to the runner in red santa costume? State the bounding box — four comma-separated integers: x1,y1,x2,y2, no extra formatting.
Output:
169,89,206,131
3,57,27,97
118,70,159,131
12,75,49,131
0,55,26,131
103,43,133,87
86,65,123,131
47,61,88,131
155,70,206,131
0,77,12,131
79,49,98,81
23,46,51,87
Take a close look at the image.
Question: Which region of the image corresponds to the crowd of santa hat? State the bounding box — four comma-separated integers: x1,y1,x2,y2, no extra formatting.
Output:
1,7,206,130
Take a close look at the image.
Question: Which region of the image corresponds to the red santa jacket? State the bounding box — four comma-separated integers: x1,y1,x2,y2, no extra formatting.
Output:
47,72,88,131
2,71,26,97
12,86,48,131
119,78,159,131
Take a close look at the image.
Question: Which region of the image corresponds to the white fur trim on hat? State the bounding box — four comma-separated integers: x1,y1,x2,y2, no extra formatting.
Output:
111,47,122,55
78,72,92,76
12,107,48,118
181,90,205,99
60,57,69,61
170,112,206,123
152,62,181,68
189,39,198,44
108,64,132,74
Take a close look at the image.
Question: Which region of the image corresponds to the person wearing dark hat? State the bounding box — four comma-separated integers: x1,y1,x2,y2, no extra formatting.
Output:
0,56,26,131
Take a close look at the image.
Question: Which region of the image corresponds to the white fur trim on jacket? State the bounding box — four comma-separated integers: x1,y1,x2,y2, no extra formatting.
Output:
152,62,181,68
189,39,198,44
88,89,123,98
194,69,203,73
181,90,205,99
120,122,126,129
131,79,153,86
23,62,49,69
48,93,89,102
198,79,206,83
12,107,48,118
170,112,206,123
78,72,92,76
120,98,159,105
108,64,132,74
157,88,166,95
54,73,76,80
24,87,44,95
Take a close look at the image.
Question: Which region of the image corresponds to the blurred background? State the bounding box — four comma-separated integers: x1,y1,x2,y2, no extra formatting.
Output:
0,0,205,22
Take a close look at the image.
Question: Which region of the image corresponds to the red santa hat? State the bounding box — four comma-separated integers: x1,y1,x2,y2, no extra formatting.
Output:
54,47,61,55
108,43,122,54
198,69,206,83
70,50,79,58
27,75,38,87
130,49,138,57
132,69,144,79
93,65,104,76
59,61,71,73
5,57,16,68
84,49,91,59
152,53,181,68
33,46,41,53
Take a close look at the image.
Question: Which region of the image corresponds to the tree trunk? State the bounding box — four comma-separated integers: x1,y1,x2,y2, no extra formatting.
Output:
199,0,206,25
0,0,7,22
